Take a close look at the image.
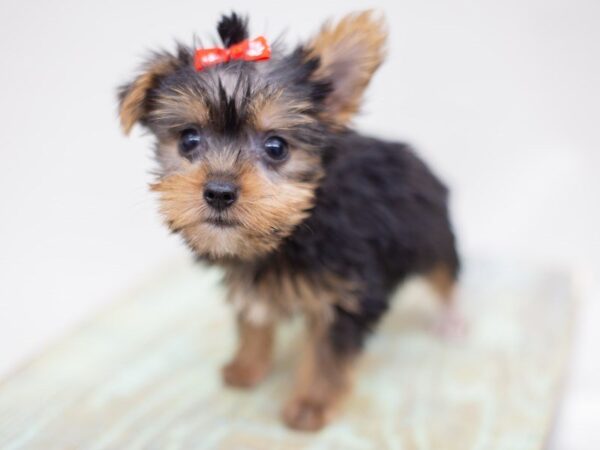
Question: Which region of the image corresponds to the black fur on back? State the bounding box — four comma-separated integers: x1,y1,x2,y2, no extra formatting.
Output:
217,12,249,47
253,132,460,354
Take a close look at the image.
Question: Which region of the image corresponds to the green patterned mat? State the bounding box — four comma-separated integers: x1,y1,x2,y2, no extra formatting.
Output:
0,259,574,449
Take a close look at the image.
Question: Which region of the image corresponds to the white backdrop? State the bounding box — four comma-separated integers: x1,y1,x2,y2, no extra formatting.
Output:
0,1,598,447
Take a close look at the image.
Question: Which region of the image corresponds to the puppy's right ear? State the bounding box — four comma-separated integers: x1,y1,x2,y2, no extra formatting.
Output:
303,11,387,127
117,51,183,134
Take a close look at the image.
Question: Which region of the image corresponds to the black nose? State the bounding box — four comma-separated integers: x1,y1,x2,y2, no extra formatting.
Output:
203,181,238,210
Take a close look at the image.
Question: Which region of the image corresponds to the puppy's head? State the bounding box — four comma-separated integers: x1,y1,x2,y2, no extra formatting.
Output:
118,11,386,260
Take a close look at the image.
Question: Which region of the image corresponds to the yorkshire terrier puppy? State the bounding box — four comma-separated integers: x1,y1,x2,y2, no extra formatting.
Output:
118,11,459,431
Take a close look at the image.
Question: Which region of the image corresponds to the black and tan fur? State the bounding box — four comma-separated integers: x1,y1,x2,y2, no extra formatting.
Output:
118,11,460,431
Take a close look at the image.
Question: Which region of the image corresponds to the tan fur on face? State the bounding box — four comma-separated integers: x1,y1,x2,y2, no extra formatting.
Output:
307,10,387,126
251,89,317,132
119,55,181,134
151,157,318,260
147,87,210,129
250,90,325,183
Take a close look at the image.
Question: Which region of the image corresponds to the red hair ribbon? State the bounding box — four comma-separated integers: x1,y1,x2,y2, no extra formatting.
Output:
194,36,271,71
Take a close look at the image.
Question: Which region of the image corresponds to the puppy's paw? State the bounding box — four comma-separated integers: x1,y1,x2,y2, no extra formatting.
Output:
434,306,468,341
222,359,269,389
282,398,330,431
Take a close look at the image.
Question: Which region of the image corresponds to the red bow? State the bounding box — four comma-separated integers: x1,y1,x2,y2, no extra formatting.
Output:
194,36,271,71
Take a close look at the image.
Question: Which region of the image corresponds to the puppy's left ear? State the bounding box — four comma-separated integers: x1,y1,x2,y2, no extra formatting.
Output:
117,52,183,134
305,10,387,127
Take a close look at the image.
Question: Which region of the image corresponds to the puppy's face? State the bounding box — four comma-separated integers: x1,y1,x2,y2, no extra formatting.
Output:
118,12,386,260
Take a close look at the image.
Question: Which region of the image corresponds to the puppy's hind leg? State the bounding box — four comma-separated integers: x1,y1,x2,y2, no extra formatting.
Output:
427,263,467,339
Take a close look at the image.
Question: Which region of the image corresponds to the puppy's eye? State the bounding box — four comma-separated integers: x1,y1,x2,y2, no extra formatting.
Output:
263,136,289,161
179,128,202,155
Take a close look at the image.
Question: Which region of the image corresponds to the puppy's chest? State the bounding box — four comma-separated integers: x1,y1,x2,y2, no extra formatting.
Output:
224,265,358,325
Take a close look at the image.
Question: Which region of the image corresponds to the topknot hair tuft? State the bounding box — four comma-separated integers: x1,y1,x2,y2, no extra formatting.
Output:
217,12,249,47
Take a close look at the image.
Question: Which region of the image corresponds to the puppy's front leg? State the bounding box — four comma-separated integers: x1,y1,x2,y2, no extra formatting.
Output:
282,318,355,431
222,316,274,388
